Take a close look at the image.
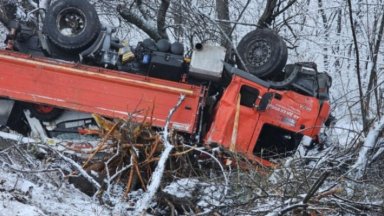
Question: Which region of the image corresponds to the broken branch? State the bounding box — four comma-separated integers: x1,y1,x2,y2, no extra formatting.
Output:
133,95,185,215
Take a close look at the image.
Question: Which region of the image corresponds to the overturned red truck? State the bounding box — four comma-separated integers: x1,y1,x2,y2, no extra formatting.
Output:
0,0,331,166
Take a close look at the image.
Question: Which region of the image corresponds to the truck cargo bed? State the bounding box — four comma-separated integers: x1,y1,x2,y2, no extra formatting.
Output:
0,50,203,133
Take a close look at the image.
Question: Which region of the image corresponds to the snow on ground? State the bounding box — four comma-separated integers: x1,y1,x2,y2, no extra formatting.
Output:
164,177,229,209
163,178,199,199
0,166,227,216
0,130,229,216
0,170,110,216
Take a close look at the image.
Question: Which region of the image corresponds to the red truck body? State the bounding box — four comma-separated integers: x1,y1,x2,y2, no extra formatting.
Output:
0,50,330,165
0,50,203,134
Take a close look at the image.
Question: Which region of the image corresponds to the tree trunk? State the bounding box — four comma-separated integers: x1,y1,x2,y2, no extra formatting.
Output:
157,0,170,40
215,0,232,48
346,0,368,133
365,10,384,118
172,2,183,40
317,0,329,71
257,0,278,28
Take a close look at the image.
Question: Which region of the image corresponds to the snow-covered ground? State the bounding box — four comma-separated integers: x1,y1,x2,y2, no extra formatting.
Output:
0,136,228,216
0,170,109,216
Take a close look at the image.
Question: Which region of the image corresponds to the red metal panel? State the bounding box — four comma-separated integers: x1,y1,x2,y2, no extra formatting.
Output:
0,50,203,133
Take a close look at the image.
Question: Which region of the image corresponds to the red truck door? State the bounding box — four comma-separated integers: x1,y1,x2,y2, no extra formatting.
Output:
205,76,266,159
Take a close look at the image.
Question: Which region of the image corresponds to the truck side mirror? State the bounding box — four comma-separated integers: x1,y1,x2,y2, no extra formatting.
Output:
257,93,274,111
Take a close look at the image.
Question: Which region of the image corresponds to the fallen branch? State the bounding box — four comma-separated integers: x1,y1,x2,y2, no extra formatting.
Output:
42,145,101,190
369,146,384,165
332,195,383,212
2,162,64,176
266,171,330,216
133,95,185,215
276,204,308,216
303,171,331,204
313,186,342,201
350,116,384,179
110,163,133,182
83,122,119,168
103,142,121,198
0,131,38,144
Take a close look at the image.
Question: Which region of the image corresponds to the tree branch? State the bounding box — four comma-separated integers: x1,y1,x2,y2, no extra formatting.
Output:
365,10,384,117
216,0,232,48
157,0,170,40
118,4,162,40
271,0,297,20
229,0,251,36
133,95,185,215
257,0,278,28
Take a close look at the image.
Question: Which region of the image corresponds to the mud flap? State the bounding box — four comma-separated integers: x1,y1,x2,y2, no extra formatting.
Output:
0,99,15,126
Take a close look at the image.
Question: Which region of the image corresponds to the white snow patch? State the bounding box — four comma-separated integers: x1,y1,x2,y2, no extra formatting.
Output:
0,197,45,216
163,178,199,198
197,184,226,208
0,171,110,216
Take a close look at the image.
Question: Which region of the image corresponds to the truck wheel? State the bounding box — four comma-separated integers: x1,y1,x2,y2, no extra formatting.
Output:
28,104,63,122
237,29,288,78
43,0,101,51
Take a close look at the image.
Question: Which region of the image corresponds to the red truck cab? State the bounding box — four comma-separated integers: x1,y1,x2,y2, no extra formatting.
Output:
206,70,330,165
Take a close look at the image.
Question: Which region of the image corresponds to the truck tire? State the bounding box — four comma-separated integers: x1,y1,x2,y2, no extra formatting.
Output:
237,29,288,78
43,0,101,51
28,104,63,122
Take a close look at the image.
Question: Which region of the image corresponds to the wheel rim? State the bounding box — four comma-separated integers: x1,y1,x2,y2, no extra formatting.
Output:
34,105,55,114
246,40,272,67
56,7,86,37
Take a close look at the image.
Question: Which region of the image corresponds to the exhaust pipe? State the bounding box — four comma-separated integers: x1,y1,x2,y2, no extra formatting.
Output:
195,43,203,50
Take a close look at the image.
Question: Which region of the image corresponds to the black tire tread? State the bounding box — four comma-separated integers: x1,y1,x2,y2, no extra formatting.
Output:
43,0,101,51
237,29,288,78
